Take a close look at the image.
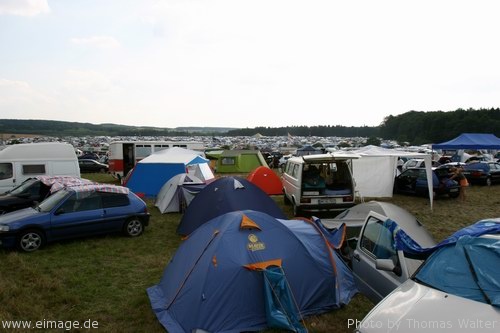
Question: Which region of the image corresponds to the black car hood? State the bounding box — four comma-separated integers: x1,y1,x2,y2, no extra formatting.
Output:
0,194,30,207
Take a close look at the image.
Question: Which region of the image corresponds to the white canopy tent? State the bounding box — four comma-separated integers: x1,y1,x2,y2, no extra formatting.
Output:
349,146,434,209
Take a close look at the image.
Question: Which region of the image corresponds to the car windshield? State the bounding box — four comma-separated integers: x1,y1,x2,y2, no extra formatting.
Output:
9,179,38,196
37,189,70,212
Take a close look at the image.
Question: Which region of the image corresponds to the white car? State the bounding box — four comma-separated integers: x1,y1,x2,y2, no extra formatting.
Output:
354,221,500,333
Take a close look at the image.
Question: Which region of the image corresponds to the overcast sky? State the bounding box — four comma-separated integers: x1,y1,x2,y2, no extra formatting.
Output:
1,0,499,129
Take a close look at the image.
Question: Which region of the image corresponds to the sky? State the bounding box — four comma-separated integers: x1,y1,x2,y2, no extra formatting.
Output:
1,0,500,129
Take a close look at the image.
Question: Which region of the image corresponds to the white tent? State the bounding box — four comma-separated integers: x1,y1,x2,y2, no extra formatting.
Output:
350,146,434,209
155,173,205,213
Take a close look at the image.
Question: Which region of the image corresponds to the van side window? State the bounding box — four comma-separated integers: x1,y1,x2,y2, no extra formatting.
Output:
0,162,13,180
22,164,46,175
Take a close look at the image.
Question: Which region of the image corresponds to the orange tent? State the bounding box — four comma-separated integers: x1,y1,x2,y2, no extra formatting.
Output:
247,166,283,195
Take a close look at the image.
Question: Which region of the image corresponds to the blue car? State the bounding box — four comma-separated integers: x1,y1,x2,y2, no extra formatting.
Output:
462,161,500,186
394,166,460,198
0,184,149,252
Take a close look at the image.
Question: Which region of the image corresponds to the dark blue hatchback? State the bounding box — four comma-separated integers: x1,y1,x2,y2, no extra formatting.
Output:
394,166,460,198
0,184,149,252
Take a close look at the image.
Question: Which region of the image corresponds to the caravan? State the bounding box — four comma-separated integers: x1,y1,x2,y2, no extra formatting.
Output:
0,143,80,194
108,140,204,180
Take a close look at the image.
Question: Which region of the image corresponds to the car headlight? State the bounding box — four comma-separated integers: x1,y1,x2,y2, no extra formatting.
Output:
0,225,9,232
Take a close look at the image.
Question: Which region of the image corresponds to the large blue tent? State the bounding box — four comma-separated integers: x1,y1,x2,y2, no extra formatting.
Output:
147,210,358,333
124,147,213,198
432,133,500,150
176,176,286,236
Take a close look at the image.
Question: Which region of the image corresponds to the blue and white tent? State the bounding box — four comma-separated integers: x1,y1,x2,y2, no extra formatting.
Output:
147,210,358,333
124,147,214,198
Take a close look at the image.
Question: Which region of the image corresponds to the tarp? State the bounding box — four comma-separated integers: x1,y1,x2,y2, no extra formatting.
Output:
147,210,357,333
36,175,95,193
349,146,434,209
432,133,500,150
177,177,287,236
370,218,500,306
416,236,500,307
247,166,283,195
390,218,500,256
124,147,214,197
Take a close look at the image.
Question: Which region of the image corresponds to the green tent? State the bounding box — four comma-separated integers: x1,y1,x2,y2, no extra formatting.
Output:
216,149,268,173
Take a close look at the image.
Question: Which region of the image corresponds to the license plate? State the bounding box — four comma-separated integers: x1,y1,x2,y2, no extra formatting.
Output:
449,188,458,192
318,198,337,204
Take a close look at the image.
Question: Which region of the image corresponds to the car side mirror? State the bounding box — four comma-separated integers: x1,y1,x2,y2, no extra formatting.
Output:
376,258,402,276
376,258,396,272
55,208,65,215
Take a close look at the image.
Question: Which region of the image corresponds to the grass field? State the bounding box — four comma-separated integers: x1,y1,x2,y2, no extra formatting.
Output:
1,172,499,333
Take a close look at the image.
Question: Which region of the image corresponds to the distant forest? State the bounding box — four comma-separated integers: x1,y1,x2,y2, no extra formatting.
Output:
1,108,499,145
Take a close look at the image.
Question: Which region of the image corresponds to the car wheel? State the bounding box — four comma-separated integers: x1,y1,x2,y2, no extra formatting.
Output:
99,168,106,173
17,229,45,252
449,192,459,198
486,177,492,186
123,217,144,237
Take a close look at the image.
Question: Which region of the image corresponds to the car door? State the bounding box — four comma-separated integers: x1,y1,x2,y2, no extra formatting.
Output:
100,192,131,231
351,212,409,304
49,192,105,240
395,169,419,193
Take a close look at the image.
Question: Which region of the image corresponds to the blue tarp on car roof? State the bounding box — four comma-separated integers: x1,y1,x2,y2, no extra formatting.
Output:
389,218,500,256
415,236,500,307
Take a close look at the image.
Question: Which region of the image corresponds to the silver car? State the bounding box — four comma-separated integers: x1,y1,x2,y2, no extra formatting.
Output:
323,201,436,304
354,224,500,333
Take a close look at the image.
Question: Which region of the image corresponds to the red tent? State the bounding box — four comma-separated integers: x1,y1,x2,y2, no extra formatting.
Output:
247,166,283,195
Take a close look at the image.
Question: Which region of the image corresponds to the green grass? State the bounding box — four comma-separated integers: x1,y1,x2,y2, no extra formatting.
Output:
1,172,499,332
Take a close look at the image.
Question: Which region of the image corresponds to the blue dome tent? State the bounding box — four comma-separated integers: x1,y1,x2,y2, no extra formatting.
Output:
147,210,358,333
176,176,286,236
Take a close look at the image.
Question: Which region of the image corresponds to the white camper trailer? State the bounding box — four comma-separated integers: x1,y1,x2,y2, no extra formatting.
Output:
0,142,80,194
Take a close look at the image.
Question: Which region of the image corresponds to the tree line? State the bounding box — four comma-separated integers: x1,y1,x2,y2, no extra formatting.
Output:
1,108,499,145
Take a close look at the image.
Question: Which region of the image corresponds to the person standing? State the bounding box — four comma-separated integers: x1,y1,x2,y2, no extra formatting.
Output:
450,167,468,201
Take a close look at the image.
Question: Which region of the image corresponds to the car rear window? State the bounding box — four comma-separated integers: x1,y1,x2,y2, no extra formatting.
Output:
101,192,130,208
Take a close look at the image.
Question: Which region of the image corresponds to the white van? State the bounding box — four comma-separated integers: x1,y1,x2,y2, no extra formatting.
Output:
281,152,359,216
0,142,80,194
